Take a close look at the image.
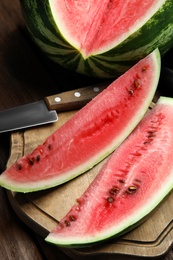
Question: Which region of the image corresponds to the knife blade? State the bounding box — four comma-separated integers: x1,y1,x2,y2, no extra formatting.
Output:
0,82,110,133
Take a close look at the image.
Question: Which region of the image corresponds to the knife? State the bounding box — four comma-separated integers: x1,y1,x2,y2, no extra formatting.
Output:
0,82,110,133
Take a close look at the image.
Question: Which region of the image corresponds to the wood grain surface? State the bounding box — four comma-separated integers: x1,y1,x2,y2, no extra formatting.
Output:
6,110,173,259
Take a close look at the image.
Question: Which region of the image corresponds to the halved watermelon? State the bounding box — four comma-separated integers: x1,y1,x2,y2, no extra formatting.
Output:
45,96,173,247
0,49,160,192
19,0,173,78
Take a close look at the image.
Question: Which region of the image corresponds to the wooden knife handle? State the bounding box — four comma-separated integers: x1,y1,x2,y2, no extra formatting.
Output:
44,81,112,112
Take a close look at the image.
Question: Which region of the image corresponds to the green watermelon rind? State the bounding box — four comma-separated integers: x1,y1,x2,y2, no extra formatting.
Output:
0,49,160,193
19,0,173,78
45,97,173,247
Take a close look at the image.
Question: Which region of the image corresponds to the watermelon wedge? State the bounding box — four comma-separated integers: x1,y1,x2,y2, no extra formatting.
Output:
20,0,173,78
45,96,173,247
0,49,160,192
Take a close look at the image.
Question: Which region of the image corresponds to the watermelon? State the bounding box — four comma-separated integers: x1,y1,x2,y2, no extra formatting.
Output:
45,96,173,247
19,0,173,78
0,49,160,193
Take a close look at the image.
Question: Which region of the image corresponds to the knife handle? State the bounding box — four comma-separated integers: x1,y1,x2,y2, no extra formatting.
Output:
44,81,112,112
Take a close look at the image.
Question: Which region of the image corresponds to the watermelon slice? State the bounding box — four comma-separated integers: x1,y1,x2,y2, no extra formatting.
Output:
0,49,160,192
45,96,173,247
20,0,173,78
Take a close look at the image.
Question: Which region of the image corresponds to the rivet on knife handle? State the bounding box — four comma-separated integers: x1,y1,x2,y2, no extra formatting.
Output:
44,81,111,112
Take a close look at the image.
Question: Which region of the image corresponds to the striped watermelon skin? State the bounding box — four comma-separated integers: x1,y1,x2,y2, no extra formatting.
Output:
20,0,173,78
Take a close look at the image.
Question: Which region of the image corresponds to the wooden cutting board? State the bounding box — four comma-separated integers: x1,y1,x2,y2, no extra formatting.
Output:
6,110,173,259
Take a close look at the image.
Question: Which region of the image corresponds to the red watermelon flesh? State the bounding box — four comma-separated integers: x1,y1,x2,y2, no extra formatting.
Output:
0,49,160,192
50,0,160,57
46,96,173,247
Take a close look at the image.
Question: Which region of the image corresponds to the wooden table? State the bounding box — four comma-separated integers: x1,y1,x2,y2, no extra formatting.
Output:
0,1,173,259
